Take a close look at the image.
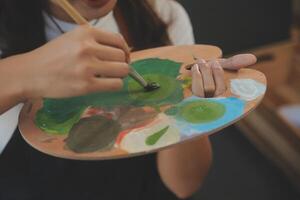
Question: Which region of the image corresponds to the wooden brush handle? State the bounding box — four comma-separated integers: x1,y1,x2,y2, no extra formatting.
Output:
53,0,88,25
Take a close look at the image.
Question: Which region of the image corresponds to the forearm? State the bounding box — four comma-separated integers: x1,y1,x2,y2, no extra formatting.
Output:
157,136,212,199
0,54,29,114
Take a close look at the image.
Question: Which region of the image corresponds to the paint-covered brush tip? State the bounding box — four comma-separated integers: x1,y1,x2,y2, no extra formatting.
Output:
145,82,160,92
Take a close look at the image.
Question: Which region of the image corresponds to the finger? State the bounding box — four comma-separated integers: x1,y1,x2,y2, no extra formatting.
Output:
197,59,215,98
88,78,123,93
191,64,205,97
211,61,226,96
91,29,130,60
91,61,130,78
216,54,257,70
93,44,126,62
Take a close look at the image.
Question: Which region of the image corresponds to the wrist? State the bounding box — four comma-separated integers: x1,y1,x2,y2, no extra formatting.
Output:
0,55,28,113
19,48,52,100
3,53,38,102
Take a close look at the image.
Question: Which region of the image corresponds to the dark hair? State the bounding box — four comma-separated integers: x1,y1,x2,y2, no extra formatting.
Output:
0,0,170,58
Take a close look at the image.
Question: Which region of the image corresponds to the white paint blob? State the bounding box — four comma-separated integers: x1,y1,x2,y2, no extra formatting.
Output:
119,114,180,153
231,79,266,101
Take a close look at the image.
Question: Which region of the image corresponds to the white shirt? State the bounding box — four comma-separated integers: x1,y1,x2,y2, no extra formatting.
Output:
0,0,194,154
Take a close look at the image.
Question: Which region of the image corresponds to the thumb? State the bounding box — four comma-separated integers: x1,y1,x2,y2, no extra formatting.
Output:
213,54,257,70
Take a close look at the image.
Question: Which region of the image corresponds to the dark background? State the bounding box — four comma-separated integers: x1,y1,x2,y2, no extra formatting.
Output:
177,0,300,199
192,126,300,200
180,0,292,54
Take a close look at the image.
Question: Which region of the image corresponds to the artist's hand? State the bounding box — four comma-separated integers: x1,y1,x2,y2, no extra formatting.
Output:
20,25,130,99
192,54,257,97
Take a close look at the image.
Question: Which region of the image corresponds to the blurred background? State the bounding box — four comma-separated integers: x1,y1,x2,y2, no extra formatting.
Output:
177,0,300,199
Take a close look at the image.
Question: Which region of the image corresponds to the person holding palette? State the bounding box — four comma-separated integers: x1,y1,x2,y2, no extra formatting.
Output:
0,0,256,199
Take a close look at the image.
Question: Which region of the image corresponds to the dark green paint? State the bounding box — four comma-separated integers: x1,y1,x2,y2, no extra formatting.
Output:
35,107,84,134
145,82,160,91
65,116,121,153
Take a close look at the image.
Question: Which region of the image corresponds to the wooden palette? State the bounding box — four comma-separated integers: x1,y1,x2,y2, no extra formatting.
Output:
19,45,267,160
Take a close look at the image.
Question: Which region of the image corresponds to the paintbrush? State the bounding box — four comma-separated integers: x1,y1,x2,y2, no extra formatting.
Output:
52,0,160,91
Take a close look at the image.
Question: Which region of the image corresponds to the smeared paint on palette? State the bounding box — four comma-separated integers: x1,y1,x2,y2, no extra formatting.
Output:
230,79,266,101
18,45,267,160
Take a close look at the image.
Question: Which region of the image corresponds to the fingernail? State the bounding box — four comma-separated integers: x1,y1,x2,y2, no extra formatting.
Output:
192,64,199,72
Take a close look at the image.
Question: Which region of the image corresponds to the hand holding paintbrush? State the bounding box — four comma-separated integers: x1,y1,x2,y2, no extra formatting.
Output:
52,0,159,91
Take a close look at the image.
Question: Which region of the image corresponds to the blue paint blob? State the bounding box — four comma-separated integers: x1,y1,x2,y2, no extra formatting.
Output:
171,96,245,138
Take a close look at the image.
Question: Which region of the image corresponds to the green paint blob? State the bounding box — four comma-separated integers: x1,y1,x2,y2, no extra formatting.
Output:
35,58,183,135
146,126,169,146
128,74,183,106
35,107,84,135
131,58,181,78
66,116,121,153
179,101,226,124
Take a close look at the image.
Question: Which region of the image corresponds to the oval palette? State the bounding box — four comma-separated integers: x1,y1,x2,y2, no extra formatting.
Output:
18,45,267,160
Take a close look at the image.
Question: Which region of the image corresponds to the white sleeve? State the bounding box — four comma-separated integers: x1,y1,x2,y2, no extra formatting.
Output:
0,104,23,154
153,0,195,45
